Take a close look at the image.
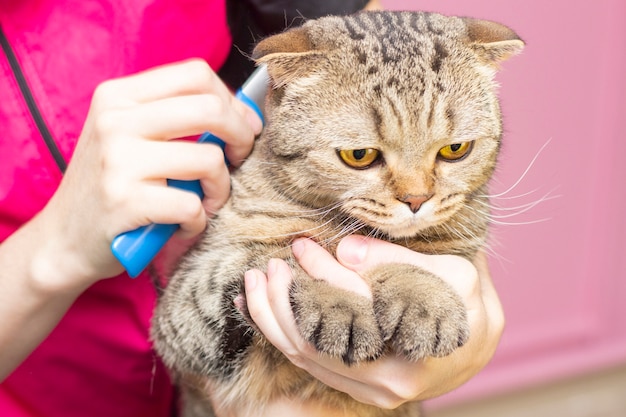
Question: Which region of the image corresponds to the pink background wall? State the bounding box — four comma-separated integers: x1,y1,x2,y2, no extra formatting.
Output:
382,0,626,409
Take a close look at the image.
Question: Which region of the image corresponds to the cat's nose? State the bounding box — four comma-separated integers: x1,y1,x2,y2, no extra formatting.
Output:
400,194,433,213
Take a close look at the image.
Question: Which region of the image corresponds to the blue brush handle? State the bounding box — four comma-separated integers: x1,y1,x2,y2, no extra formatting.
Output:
111,90,263,277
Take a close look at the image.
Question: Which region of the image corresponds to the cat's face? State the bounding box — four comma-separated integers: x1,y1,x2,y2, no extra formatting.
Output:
253,12,523,239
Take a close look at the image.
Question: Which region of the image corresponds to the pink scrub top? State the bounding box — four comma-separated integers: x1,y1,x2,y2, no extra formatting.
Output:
0,1,231,415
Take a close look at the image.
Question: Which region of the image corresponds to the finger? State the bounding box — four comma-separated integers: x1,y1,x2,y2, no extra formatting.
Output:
429,255,480,305
255,260,387,404
337,235,479,302
131,140,231,214
145,186,207,239
245,261,335,371
119,140,226,181
251,258,416,408
243,269,295,351
103,138,231,219
114,185,207,240
102,94,258,153
291,238,371,298
218,90,263,167
263,259,308,350
99,59,232,105
199,159,231,216
284,352,411,408
336,235,431,271
473,251,505,336
95,60,261,166
291,359,386,406
474,250,494,294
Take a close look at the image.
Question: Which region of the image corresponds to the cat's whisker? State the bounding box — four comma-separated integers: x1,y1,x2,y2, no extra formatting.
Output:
449,209,488,243
236,217,338,242
365,227,381,240
478,237,507,264
464,201,553,227
278,207,336,219
271,196,345,219
440,214,504,261
489,217,553,226
487,138,552,199
482,188,543,201
454,222,482,246
310,203,347,219
438,222,469,245
485,193,559,212
316,218,367,248
234,200,349,242
489,193,559,219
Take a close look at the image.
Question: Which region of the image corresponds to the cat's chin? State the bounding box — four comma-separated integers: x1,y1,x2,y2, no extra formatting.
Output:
375,218,436,239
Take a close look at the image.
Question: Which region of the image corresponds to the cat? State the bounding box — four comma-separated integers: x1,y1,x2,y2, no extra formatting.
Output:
151,10,524,417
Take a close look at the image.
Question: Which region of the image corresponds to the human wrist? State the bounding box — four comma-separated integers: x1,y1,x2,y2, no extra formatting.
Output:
24,211,96,297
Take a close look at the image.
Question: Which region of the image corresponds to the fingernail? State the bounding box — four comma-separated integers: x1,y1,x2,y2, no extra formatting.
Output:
338,235,368,265
246,111,263,135
267,258,280,276
291,238,305,258
244,270,258,291
233,294,245,311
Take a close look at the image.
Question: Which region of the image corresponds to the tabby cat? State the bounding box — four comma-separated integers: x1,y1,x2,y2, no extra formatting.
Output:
152,11,524,417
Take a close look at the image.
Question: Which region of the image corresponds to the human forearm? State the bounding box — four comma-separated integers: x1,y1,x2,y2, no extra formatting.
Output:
0,211,90,380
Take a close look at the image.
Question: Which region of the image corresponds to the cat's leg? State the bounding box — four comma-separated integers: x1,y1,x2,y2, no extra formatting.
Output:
368,263,469,361
150,241,268,413
152,268,251,376
288,265,385,364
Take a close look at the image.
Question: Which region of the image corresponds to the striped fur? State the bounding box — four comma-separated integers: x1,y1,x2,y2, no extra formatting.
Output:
152,11,523,417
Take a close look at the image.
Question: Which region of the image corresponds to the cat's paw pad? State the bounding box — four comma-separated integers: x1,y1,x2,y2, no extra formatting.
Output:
289,279,384,365
372,264,469,361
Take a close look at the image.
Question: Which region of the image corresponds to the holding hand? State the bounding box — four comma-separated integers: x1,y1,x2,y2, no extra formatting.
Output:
0,60,261,379
41,60,263,286
244,236,503,410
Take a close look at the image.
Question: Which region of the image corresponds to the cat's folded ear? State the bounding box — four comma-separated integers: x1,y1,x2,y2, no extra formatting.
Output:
462,18,525,66
252,27,326,87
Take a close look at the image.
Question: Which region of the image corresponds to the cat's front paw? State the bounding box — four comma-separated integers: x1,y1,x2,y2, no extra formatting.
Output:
289,278,384,365
371,264,469,361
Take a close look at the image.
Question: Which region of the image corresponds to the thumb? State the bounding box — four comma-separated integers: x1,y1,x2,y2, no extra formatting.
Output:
336,235,431,272
337,236,481,304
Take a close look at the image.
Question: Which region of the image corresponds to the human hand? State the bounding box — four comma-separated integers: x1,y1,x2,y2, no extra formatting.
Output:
38,60,262,289
364,0,384,11
244,236,504,409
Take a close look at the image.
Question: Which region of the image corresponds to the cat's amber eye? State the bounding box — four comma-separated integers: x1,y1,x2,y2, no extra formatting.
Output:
338,148,380,169
438,141,473,162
